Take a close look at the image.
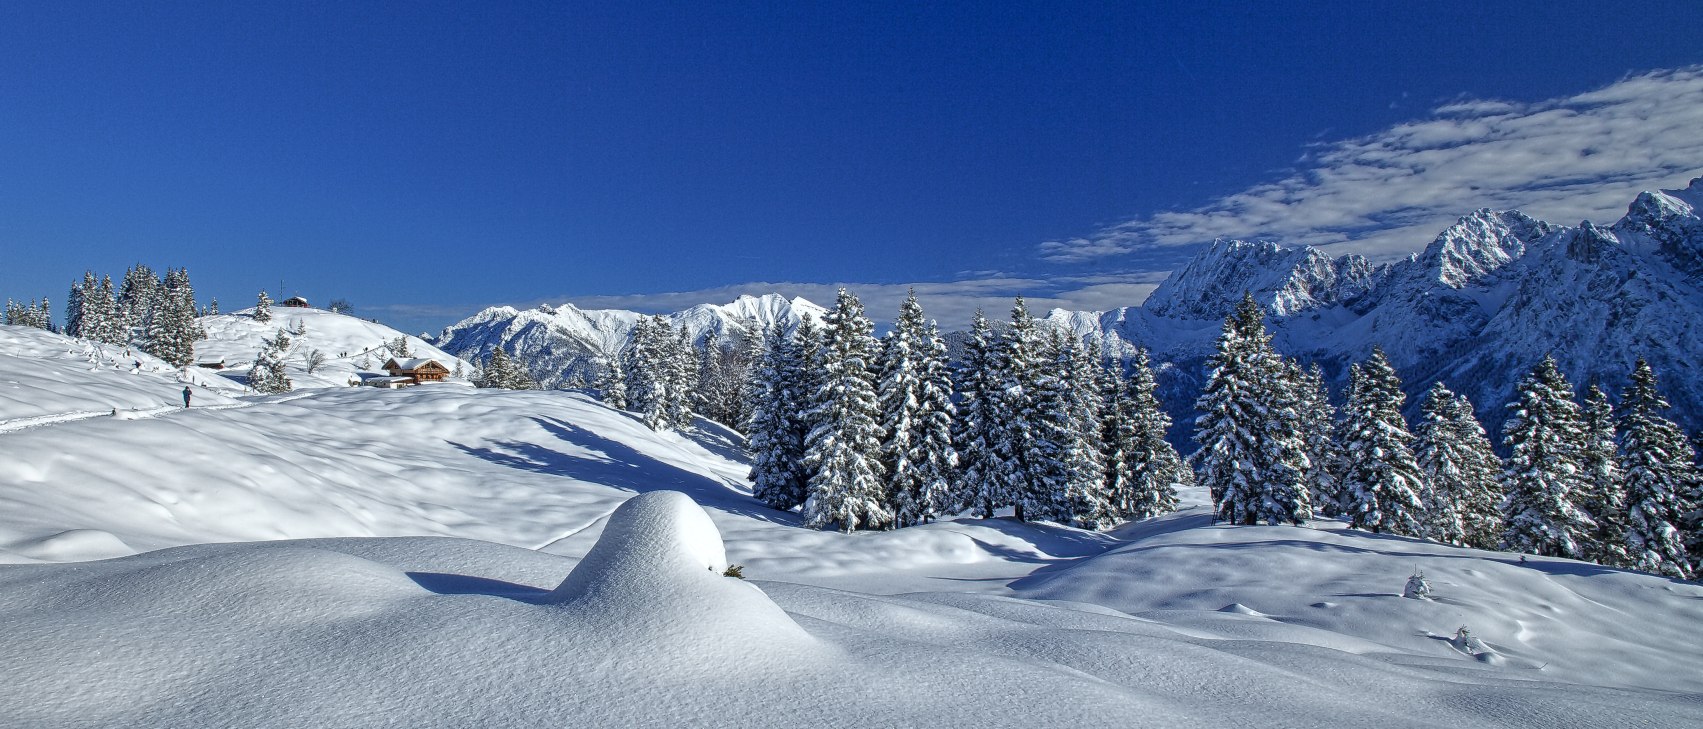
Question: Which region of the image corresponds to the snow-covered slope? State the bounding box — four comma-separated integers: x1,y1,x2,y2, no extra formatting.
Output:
198,306,475,388
0,336,1699,726
433,293,826,388
0,324,245,427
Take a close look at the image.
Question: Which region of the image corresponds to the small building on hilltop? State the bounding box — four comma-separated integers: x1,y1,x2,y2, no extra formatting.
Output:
382,357,451,384
282,296,311,308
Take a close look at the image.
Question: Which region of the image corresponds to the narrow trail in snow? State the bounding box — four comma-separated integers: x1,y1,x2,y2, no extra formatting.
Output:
0,390,317,435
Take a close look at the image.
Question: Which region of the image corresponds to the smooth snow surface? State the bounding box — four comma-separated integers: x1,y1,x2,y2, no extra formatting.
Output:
1,324,1700,727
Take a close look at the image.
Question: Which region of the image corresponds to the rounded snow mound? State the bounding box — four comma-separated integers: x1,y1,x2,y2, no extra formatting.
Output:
544,491,811,644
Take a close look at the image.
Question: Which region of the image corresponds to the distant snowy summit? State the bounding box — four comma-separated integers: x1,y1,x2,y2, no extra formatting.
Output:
1050,176,1703,437
434,293,825,389
435,179,1703,435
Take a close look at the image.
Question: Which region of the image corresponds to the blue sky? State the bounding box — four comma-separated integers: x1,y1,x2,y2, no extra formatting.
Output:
2,2,1701,334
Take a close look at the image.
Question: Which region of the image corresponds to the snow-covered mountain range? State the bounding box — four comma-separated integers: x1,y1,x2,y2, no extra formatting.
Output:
1049,177,1703,440
434,294,825,388
431,179,1703,441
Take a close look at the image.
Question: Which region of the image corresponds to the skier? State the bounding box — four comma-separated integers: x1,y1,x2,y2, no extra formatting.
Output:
182,386,192,408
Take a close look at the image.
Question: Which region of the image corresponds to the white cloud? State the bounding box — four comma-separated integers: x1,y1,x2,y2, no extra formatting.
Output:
1040,67,1703,263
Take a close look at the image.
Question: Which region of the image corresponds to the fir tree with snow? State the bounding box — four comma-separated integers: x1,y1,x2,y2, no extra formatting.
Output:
991,297,1051,523
1500,356,1596,560
254,290,273,323
1296,363,1344,518
1104,349,1187,521
595,357,627,410
142,268,205,367
663,324,698,428
802,288,890,532
1579,385,1630,566
64,272,95,339
1413,382,1504,549
1194,294,1312,526
746,326,808,510
1039,333,1113,529
1338,348,1426,536
117,265,159,338
1402,570,1432,599
950,309,1006,518
877,290,959,527
1618,359,1697,579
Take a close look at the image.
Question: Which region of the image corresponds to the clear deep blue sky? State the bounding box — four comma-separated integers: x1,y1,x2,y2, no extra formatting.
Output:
3,2,1701,333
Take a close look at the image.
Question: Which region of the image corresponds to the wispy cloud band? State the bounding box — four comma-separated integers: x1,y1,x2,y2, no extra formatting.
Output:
1040,67,1703,263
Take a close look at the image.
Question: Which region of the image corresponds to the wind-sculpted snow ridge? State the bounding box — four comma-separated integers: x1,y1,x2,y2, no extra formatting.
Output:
433,293,827,388
3,494,1699,727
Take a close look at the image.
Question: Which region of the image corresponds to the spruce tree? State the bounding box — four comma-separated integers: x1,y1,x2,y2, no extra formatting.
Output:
1033,333,1112,528
1194,294,1311,525
802,289,890,531
595,356,627,409
93,275,121,344
877,291,958,527
746,325,811,511
1413,382,1503,548
1618,359,1696,578
1579,385,1629,566
1105,349,1187,521
1297,363,1344,517
950,310,1005,518
623,316,670,429
664,324,697,428
143,268,204,367
254,291,273,323
1338,348,1426,535
118,265,160,339
992,297,1049,522
1501,356,1596,559
65,272,95,339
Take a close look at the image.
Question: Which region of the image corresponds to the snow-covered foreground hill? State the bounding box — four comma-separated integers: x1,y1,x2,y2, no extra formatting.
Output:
0,333,1699,726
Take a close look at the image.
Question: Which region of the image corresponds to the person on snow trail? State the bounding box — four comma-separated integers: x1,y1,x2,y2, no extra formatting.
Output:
182,386,192,408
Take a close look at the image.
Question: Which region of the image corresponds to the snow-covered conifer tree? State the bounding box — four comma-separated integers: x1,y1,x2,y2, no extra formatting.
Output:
877,290,958,527
1296,363,1344,517
65,272,95,339
1413,382,1503,548
254,291,273,323
746,325,811,511
803,289,890,531
1194,294,1311,525
1579,384,1629,566
595,357,627,410
991,297,1050,522
623,316,670,429
1041,334,1112,528
1104,349,1187,521
117,265,160,338
1501,356,1596,559
1618,358,1696,579
950,310,1005,518
1338,348,1426,535
143,268,205,367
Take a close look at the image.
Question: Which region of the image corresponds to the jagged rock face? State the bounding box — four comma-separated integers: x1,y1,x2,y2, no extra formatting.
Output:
1142,239,1377,320
433,294,825,389
1065,178,1703,445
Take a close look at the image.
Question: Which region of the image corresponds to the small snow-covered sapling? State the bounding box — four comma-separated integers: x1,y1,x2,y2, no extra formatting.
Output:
1403,570,1432,599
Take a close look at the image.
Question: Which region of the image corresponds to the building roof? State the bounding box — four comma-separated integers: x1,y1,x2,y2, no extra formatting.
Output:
382,357,449,372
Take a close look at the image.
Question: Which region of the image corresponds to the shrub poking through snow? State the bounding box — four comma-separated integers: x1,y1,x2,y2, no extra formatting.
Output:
722,564,745,579
1403,570,1432,599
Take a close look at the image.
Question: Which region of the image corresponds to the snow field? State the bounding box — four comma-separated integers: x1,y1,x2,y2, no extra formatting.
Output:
1,322,1701,726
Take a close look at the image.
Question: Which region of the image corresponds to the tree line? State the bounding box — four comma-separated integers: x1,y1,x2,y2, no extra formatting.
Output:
600,289,1701,580
1193,294,1700,579
9,265,211,367
606,288,1191,533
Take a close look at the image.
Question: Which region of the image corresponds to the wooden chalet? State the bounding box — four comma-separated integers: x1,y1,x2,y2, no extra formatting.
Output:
382,357,451,384
282,296,311,308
